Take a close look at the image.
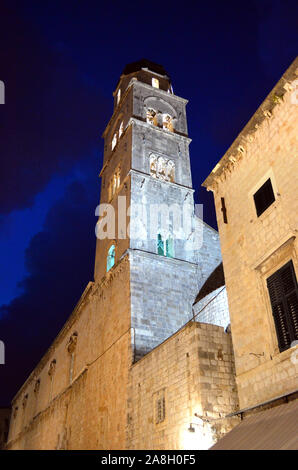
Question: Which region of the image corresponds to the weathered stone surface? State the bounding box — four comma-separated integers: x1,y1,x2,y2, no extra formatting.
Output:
7,61,232,450
203,58,298,409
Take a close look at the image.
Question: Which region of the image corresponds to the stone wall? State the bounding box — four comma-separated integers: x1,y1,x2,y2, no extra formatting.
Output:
130,249,198,358
204,62,298,408
193,287,230,329
7,257,132,450
127,322,239,450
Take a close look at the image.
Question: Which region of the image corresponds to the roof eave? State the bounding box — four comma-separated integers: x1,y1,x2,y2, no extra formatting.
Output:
202,57,298,190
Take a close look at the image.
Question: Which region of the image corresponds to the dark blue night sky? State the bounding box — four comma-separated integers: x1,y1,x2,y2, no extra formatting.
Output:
0,0,297,404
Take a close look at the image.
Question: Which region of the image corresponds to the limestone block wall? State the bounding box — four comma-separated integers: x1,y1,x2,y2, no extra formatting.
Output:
127,322,239,450
7,257,132,450
207,65,298,408
130,250,198,358
193,287,230,329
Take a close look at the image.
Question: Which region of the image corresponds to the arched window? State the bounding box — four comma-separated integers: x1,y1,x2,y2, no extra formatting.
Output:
150,154,157,178
157,234,164,256
119,121,124,137
108,166,121,200
112,133,117,151
157,156,166,180
167,160,175,182
107,245,115,272
146,108,158,126
117,89,121,105
163,114,173,132
166,237,174,258
113,173,118,194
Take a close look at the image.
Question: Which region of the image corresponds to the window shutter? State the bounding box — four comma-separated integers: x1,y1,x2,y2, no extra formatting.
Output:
253,178,275,217
267,261,298,352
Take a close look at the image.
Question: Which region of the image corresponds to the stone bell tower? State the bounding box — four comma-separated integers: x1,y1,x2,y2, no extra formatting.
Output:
95,59,200,359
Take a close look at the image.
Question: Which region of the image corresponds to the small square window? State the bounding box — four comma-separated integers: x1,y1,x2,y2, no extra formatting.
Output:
152,78,159,89
253,178,275,217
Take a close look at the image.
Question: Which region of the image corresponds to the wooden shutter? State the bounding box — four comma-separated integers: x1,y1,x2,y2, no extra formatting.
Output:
253,178,275,217
267,261,298,352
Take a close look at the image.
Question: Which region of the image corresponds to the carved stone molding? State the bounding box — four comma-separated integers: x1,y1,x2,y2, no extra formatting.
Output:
254,236,296,275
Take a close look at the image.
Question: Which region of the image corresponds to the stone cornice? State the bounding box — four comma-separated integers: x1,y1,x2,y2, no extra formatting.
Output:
102,78,189,139
133,79,188,105
129,117,191,142
130,168,195,193
202,57,298,191
251,234,296,273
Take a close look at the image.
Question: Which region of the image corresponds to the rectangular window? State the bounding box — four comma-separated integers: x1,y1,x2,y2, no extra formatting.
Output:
266,260,298,352
253,178,275,217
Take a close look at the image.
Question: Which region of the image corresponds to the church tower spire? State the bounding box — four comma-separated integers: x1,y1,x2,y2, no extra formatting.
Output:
95,59,199,359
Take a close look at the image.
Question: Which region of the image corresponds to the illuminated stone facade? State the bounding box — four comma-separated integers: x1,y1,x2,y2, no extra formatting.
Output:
203,58,298,410
6,60,235,450
8,58,297,450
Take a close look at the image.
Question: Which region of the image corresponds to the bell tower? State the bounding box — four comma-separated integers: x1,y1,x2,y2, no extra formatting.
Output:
95,59,199,359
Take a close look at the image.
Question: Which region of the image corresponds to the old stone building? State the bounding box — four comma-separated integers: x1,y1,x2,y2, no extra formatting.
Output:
6,60,235,450
203,58,298,449
6,58,297,450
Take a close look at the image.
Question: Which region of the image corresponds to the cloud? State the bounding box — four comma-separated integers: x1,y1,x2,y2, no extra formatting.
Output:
0,4,110,214
0,175,99,404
